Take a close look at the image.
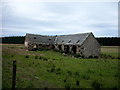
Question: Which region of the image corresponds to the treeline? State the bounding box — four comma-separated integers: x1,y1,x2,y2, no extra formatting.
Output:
1,36,25,44
96,37,120,46
1,36,120,46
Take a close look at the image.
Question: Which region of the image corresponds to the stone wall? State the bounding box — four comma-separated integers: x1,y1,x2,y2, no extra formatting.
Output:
53,34,100,58
27,43,54,51
25,34,56,50
25,33,100,58
81,33,100,58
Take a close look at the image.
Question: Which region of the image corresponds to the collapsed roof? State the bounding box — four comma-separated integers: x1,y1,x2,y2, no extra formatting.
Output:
25,33,56,45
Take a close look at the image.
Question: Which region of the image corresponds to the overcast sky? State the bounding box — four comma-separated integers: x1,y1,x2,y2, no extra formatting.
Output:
1,0,118,37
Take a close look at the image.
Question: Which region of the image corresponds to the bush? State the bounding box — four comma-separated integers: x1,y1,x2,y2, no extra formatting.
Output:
75,72,79,77
35,64,38,67
47,67,62,75
39,56,48,61
56,68,61,75
100,53,114,59
11,55,14,57
53,58,56,60
43,57,48,61
114,74,118,77
87,69,94,74
67,71,72,76
25,55,29,58
35,56,38,59
74,54,81,58
64,79,67,83
28,82,34,88
99,73,103,76
44,87,48,90
29,63,31,67
76,80,80,86
50,68,55,72
52,65,55,68
56,72,61,75
83,75,90,80
92,80,102,89
39,56,41,59
20,47,24,49
65,84,70,89
57,68,61,71
47,68,55,73
46,69,50,72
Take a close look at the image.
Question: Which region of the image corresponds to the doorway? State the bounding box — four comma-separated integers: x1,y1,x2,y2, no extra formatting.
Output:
58,45,62,50
32,44,38,51
72,45,76,54
64,45,69,53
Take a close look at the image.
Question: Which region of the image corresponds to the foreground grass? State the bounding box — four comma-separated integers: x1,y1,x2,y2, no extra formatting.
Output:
2,44,119,88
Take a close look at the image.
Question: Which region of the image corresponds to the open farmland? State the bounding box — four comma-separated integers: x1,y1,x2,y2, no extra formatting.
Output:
101,46,119,58
2,44,119,88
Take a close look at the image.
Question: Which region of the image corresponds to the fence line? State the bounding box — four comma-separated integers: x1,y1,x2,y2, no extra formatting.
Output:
12,60,16,89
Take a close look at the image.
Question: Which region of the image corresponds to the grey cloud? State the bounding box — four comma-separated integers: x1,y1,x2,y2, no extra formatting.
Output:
2,2,118,37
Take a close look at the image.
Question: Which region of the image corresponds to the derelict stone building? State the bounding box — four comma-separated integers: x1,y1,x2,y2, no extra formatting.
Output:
24,34,56,50
25,32,100,58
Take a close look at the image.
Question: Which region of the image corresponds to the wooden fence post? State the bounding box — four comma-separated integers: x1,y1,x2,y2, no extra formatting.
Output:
12,60,16,89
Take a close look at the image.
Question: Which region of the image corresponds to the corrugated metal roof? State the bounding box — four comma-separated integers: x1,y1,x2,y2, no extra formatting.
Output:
54,32,91,45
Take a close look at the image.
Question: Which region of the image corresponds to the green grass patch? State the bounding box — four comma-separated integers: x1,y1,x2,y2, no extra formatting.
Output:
2,44,119,88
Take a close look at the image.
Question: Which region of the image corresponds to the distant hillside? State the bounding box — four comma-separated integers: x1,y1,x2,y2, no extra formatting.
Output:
1,36,120,46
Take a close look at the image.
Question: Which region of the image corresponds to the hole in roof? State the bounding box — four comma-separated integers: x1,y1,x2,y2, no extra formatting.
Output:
61,40,64,43
76,40,80,43
68,40,71,43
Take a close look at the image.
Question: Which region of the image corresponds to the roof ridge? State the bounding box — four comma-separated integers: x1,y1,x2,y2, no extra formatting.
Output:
26,32,92,37
57,32,91,37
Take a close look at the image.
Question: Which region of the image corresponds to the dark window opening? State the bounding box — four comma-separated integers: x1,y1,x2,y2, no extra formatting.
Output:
94,56,98,58
61,40,64,43
39,44,42,46
34,37,36,39
68,40,71,43
76,40,80,43
58,45,62,50
81,47,84,49
42,45,45,47
72,45,76,54
64,45,69,53
32,44,38,51
49,39,51,40
52,45,55,49
80,52,83,55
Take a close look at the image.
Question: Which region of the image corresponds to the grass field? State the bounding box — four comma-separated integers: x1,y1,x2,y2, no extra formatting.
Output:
2,44,119,88
101,46,119,58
